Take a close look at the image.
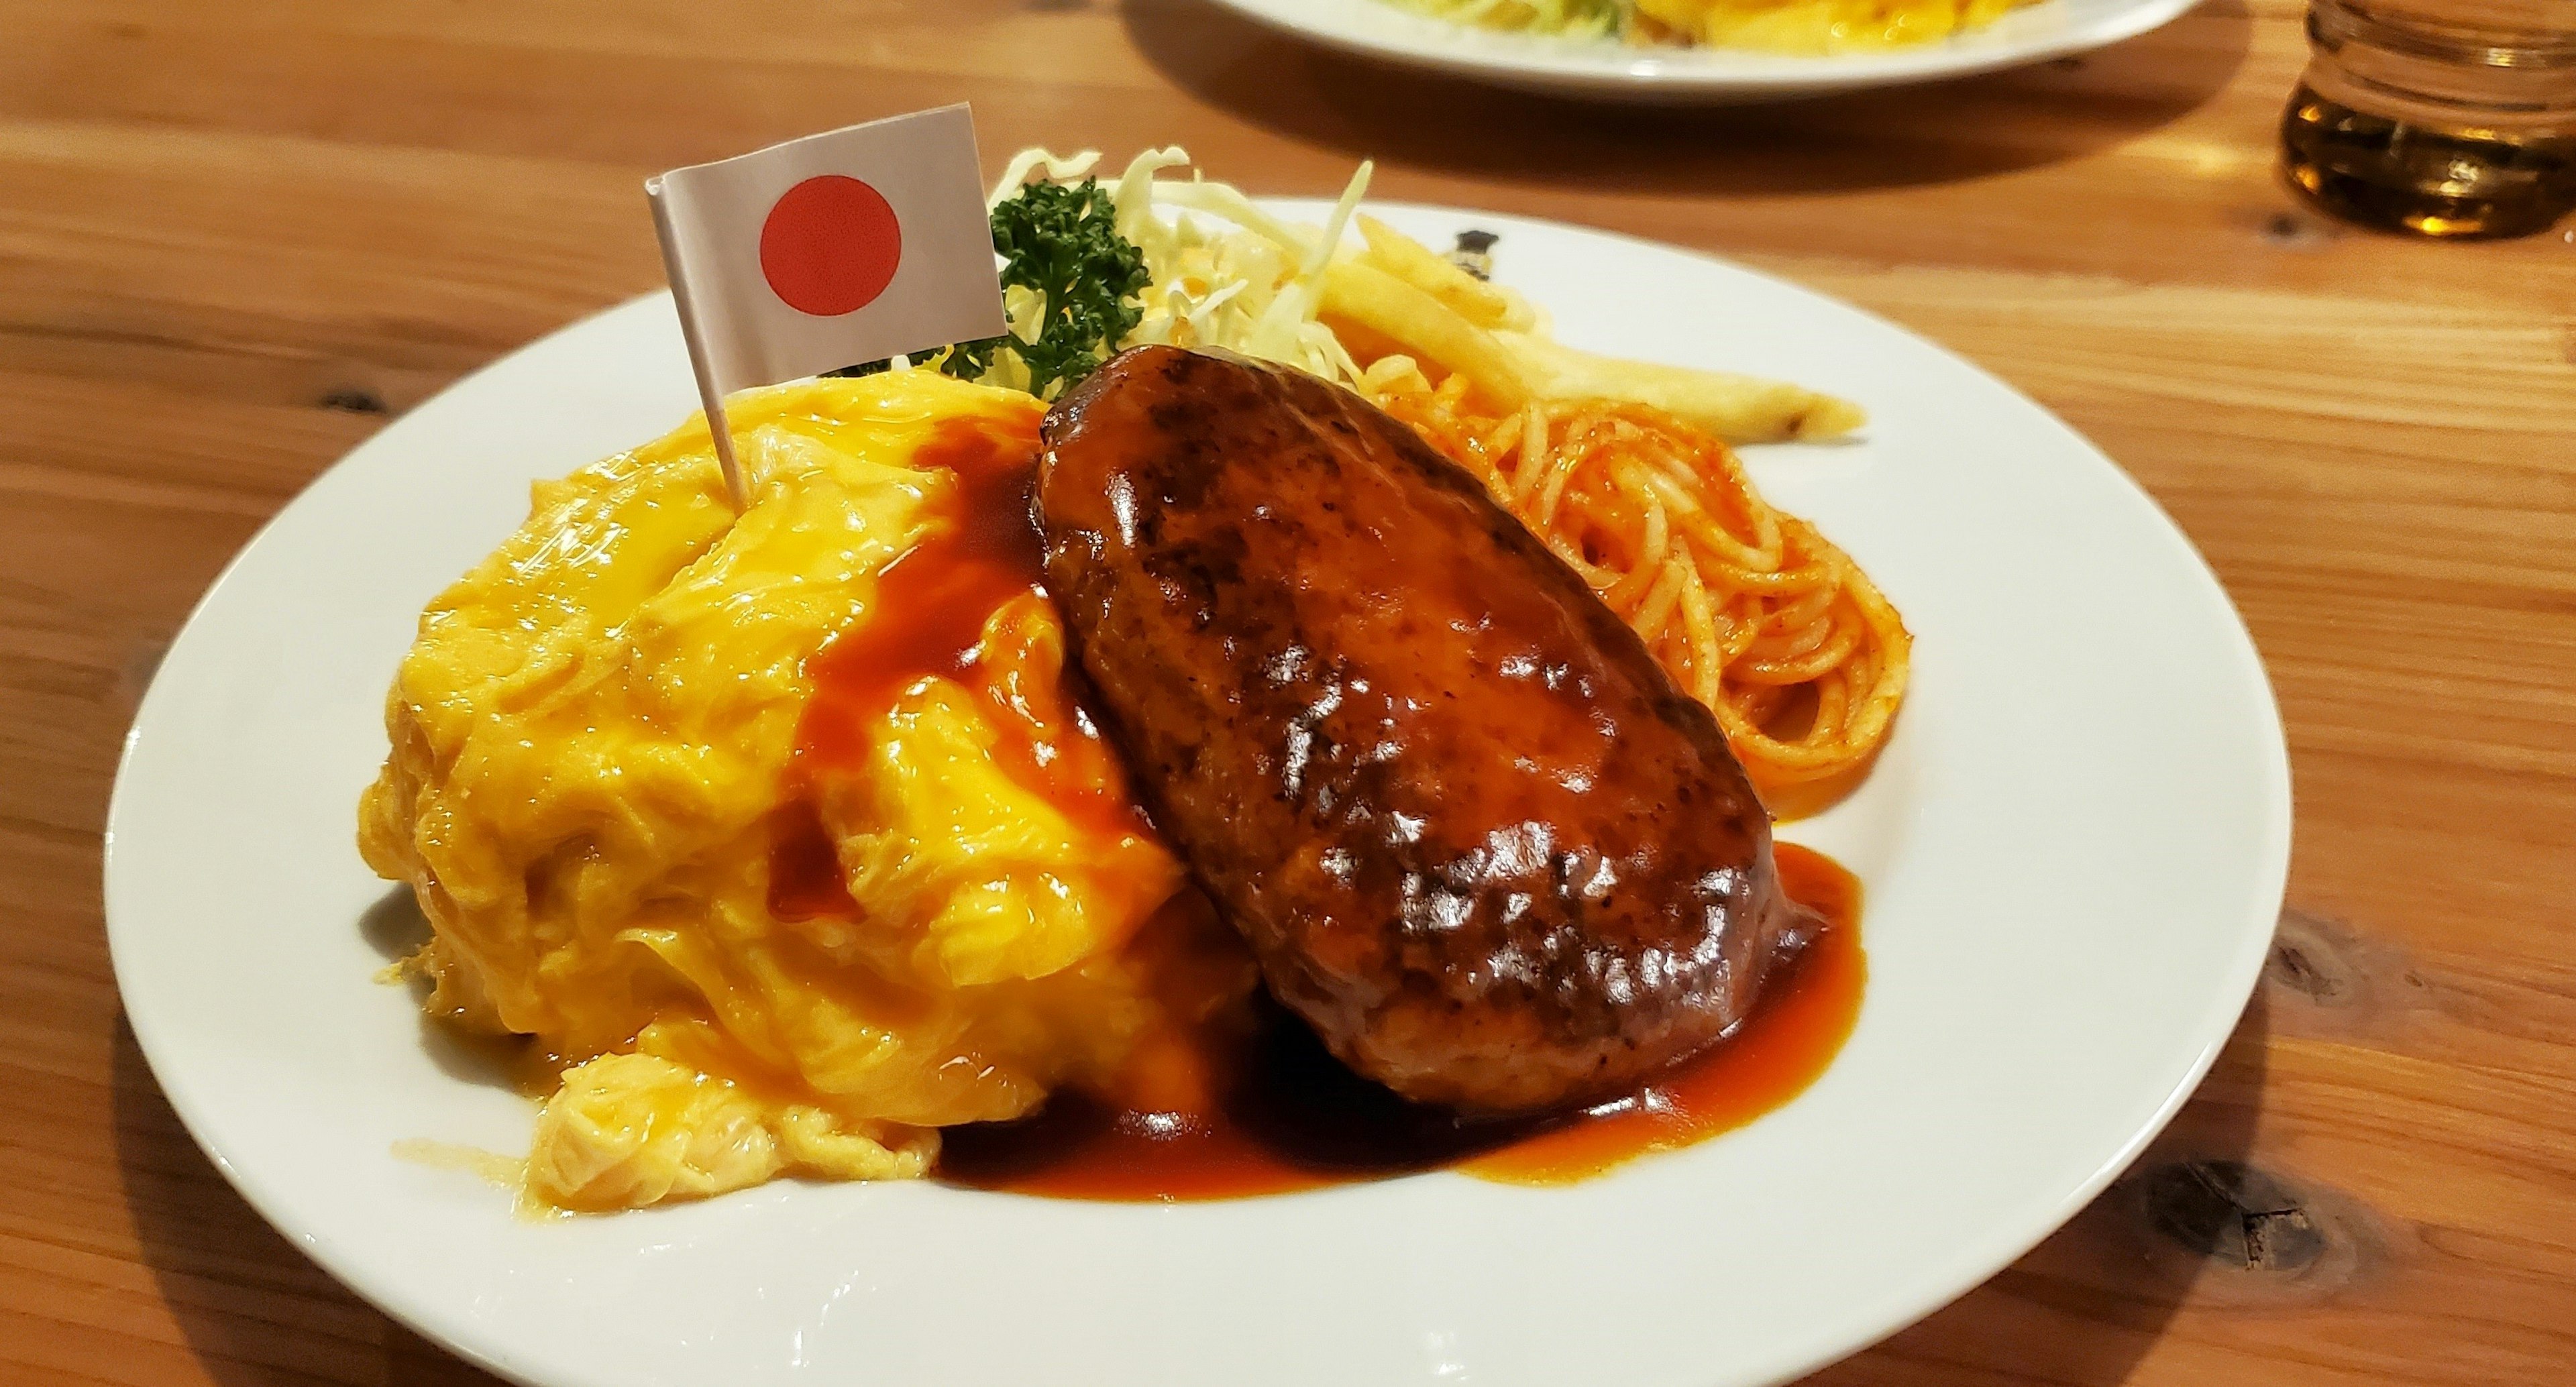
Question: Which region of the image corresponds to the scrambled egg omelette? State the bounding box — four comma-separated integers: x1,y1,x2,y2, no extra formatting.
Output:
1383,0,2038,51
1638,0,2036,50
360,370,1237,1212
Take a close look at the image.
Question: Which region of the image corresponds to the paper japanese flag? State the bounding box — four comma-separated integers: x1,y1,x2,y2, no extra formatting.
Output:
645,106,1008,501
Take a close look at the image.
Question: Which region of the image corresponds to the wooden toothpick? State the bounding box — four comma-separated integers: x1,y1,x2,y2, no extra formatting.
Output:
650,179,751,512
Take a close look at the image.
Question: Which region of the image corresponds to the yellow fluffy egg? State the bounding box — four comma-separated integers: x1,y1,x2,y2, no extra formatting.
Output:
360,370,1209,1213
1631,0,2039,51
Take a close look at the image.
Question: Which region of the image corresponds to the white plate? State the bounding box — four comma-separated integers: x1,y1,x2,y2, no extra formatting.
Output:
107,202,2288,1387
1199,0,2200,101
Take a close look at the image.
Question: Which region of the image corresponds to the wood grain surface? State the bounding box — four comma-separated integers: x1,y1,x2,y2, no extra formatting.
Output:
5,0,2573,1382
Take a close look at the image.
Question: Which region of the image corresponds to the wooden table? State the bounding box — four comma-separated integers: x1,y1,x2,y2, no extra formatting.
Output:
6,0,2572,1382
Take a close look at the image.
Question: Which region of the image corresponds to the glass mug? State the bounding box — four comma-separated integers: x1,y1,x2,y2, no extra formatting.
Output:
2282,0,2576,239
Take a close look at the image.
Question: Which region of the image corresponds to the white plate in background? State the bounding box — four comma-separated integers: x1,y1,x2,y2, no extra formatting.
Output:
1197,0,2200,101
107,201,2288,1387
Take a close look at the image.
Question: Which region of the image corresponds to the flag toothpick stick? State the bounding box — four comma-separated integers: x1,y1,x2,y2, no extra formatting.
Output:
700,395,751,514
648,186,751,511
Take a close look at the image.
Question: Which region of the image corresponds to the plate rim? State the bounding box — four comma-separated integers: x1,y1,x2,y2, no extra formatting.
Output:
104,200,2292,1387
1193,0,2204,99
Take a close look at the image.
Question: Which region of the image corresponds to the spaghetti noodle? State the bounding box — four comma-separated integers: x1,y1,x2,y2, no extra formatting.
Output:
1378,372,1909,806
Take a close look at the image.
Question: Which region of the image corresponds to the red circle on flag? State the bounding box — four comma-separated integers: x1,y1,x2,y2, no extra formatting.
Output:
758,176,902,317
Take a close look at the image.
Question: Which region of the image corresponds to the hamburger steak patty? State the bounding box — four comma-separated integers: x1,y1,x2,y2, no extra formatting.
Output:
1035,345,1815,1114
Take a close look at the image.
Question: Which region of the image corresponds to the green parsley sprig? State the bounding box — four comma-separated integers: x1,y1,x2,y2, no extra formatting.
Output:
829,177,1149,399
944,178,1148,398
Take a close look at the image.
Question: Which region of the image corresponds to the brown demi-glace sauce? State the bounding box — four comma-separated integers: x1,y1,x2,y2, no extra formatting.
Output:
768,410,1150,925
767,412,1868,1199
938,844,1861,1199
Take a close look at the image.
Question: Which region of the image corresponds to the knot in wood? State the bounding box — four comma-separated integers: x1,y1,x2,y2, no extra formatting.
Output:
319,387,388,414
2266,929,2356,1005
2264,907,2437,1037
2141,1160,2325,1274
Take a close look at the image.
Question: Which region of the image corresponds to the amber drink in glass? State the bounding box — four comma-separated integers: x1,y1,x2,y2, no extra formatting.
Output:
2283,0,2576,238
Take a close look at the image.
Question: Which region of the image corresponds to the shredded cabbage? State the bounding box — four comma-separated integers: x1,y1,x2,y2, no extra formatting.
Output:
983,147,1391,396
